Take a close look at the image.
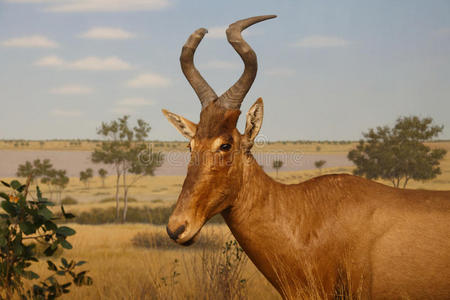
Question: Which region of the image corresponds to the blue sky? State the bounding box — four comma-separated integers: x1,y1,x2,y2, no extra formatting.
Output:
0,0,449,141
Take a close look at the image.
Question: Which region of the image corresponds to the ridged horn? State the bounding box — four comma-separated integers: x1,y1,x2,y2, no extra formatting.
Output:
180,28,218,108
217,15,277,110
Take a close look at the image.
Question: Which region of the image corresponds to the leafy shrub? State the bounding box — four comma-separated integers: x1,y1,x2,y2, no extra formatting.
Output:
61,196,78,205
0,179,92,299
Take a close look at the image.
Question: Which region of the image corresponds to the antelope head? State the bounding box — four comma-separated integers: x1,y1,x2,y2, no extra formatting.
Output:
163,15,276,245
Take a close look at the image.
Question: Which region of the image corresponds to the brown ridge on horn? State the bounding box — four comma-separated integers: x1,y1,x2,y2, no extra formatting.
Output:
217,15,277,110
180,28,218,108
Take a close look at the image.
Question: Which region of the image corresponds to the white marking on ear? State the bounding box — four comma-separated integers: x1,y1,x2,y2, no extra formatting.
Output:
162,109,197,139
244,98,264,146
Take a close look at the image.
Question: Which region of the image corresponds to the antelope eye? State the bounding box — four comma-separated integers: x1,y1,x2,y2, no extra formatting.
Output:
220,143,232,151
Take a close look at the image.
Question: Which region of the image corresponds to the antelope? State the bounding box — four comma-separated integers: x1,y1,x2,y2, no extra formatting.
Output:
162,15,450,299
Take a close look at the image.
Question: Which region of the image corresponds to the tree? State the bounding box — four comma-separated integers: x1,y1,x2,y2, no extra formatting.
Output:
272,160,283,178
17,159,53,184
16,159,67,200
79,168,93,189
98,168,108,188
348,116,447,188
314,160,326,174
51,170,69,203
92,116,163,222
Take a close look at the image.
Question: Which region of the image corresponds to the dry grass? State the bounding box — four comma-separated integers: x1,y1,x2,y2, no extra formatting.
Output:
23,224,280,300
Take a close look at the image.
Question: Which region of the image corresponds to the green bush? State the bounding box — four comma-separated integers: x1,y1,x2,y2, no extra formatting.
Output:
61,196,78,205
0,179,92,299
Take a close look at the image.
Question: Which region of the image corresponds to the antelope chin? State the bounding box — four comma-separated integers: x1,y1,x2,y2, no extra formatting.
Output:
177,227,202,246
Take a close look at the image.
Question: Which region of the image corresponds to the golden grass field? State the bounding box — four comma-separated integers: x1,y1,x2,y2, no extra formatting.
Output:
1,141,450,299
21,224,280,300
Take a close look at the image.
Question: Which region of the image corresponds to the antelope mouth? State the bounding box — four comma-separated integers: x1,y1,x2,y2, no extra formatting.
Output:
173,223,203,246
180,230,201,246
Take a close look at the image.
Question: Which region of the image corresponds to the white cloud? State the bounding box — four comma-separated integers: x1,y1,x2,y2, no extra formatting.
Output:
126,73,170,88
117,98,154,106
1,35,59,48
34,55,133,70
50,84,93,95
5,0,171,12
79,27,136,40
200,60,241,70
294,35,350,48
50,109,82,117
34,55,65,67
70,56,132,70
265,67,295,77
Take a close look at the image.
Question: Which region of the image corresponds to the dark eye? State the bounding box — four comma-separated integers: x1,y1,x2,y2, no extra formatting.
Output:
220,143,232,151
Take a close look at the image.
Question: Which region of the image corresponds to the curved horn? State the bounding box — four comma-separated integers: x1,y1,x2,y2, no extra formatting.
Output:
217,15,277,110
180,28,218,108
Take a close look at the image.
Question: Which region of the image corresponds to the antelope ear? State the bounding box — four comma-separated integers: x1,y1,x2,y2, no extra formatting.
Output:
162,109,197,139
244,98,264,148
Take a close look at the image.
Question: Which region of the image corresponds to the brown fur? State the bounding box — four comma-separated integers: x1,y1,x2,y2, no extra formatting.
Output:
165,101,450,299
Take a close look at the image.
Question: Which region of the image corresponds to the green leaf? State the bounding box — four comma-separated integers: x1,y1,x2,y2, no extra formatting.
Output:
61,257,69,268
10,180,22,190
60,240,72,249
36,186,42,199
56,226,76,237
19,221,36,235
47,260,58,271
1,181,10,187
44,245,57,256
13,240,24,255
17,184,27,193
23,270,40,280
44,221,57,232
75,261,87,267
38,207,53,220
2,200,17,216
0,192,9,201
61,205,75,219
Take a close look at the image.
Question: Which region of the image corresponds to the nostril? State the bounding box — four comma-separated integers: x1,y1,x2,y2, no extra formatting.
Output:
167,224,186,241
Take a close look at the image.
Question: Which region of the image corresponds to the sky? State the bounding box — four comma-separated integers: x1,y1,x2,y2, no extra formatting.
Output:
0,0,449,141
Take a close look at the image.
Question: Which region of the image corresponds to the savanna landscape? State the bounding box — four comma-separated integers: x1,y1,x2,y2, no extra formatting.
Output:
1,139,450,299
